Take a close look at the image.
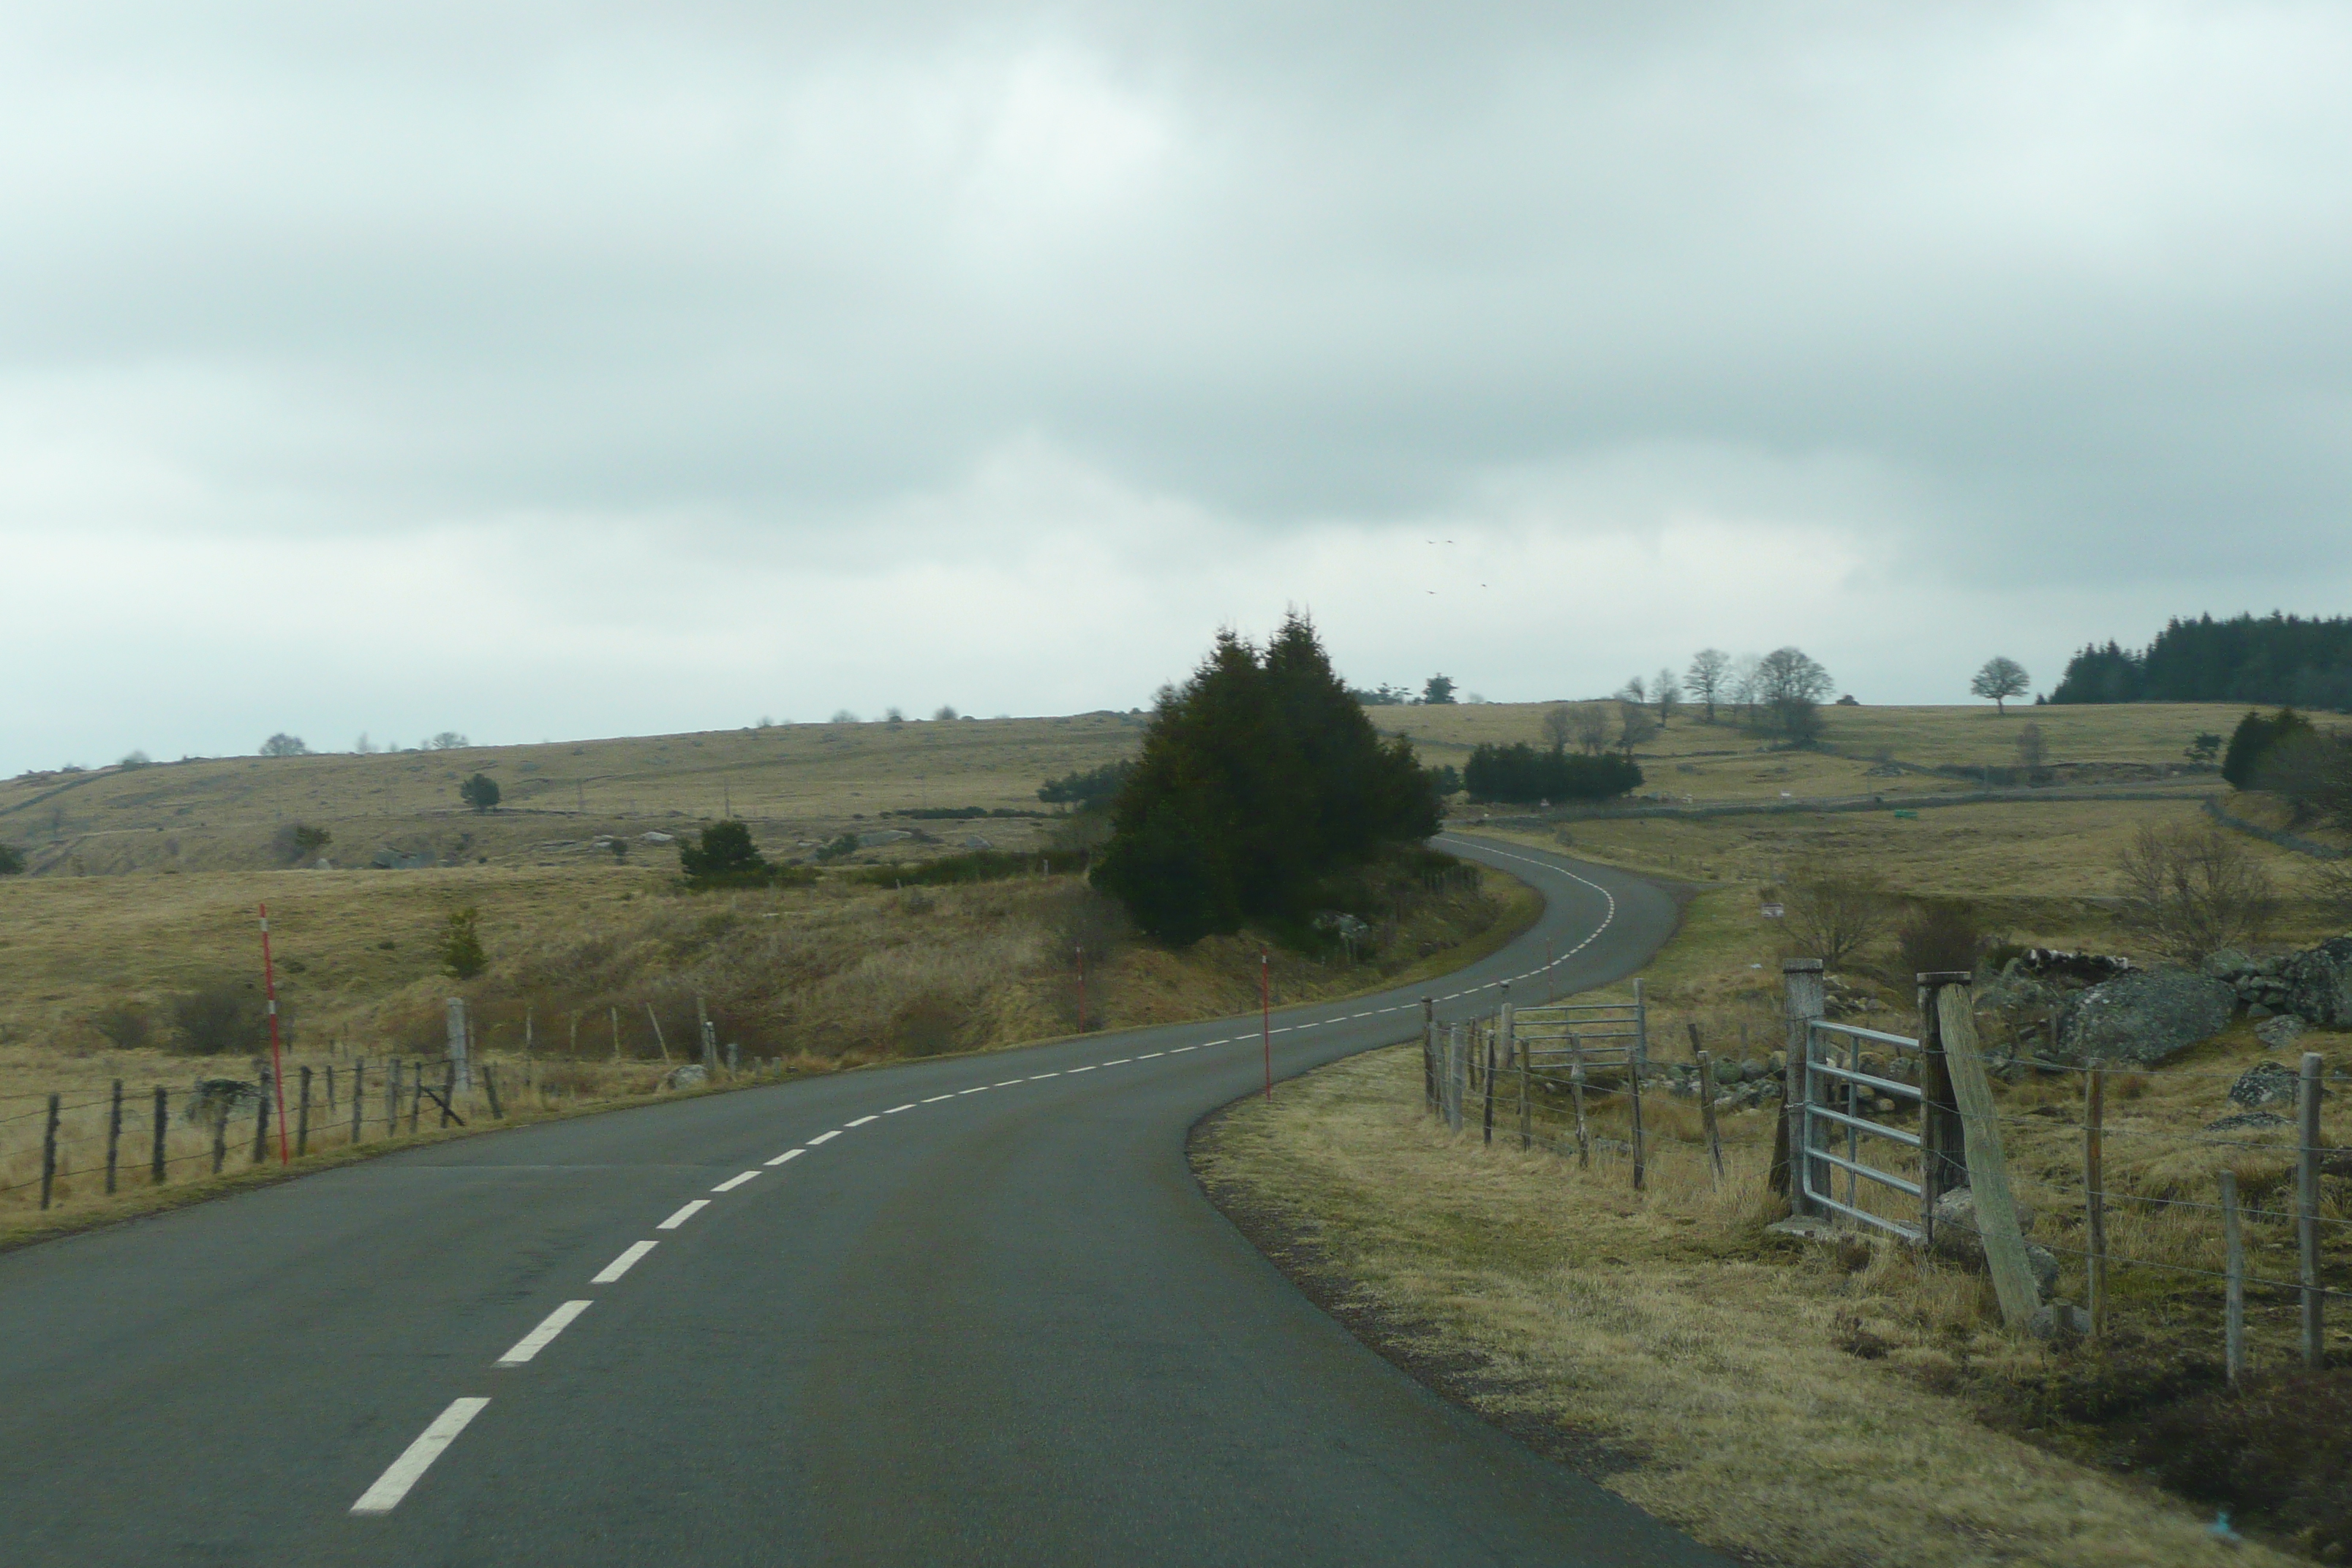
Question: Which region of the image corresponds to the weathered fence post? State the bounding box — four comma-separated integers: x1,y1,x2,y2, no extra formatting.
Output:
211,1104,228,1175
437,1060,456,1128
39,1093,60,1210
151,1085,167,1184
1568,1028,1591,1169
325,1062,336,1113
2302,1049,2326,1368
645,1003,671,1063
352,1060,366,1143
297,1066,312,1157
1633,978,1648,1076
483,1062,503,1120
2223,1167,2247,1386
250,1074,271,1164
2085,1060,2108,1338
1935,982,2038,1330
408,1062,423,1134
1695,1050,1725,1186
1918,970,1972,1245
1774,960,1823,1206
1628,1047,1646,1192
1510,1003,1531,1152
385,1058,400,1135
105,1079,124,1195
445,998,471,1092
1422,997,1437,1115
1482,1021,1497,1146
1446,1025,1466,1133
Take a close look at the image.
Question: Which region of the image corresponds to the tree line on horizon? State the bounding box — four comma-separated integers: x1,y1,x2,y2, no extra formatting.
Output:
2051,612,2352,710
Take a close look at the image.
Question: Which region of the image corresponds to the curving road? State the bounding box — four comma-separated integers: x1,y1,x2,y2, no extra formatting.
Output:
0,835,1723,1567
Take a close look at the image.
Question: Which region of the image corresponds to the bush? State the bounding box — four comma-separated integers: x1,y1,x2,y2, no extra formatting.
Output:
679,820,765,886
1461,743,1642,804
93,1002,153,1050
260,733,310,757
0,843,22,875
2138,1371,2352,1557
458,773,502,813
1038,762,1133,810
2258,728,2352,831
2116,821,2277,962
172,981,268,1055
1895,900,1991,978
855,849,1058,888
441,908,487,979
1783,862,1891,968
271,822,333,864
2223,707,2314,788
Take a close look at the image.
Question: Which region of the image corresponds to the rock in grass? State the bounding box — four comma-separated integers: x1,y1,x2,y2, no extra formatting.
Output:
663,1064,710,1090
2228,1060,2301,1109
2053,968,2236,1067
2281,937,2352,1028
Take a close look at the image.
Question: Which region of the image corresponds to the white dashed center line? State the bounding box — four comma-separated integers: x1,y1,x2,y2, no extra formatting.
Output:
1137,1052,1164,1059
1102,1059,1130,1066
922,1093,954,1103
1170,1046,1197,1053
1067,1065,1096,1073
350,1398,490,1515
845,1115,879,1128
1029,1073,1059,1080
807,1131,841,1145
884,1103,916,1114
960,1086,989,1095
764,1148,804,1167
710,1171,761,1192
591,1241,657,1283
497,1300,592,1365
657,1199,709,1229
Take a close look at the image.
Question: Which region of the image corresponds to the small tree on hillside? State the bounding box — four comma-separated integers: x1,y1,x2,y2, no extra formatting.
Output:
2223,708,2315,789
1653,670,1681,725
1970,656,2030,714
0,843,23,875
459,773,502,813
1686,649,1730,722
260,734,310,757
1420,674,1458,706
1572,703,1612,755
441,908,487,980
429,731,470,750
1540,704,1575,754
679,820,769,887
1754,647,1833,740
1784,862,1892,968
2116,822,2276,962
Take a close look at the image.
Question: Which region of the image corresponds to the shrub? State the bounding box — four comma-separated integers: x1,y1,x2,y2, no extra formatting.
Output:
172,981,268,1054
259,733,310,757
1895,901,1991,978
2223,707,2314,788
679,821,774,888
1782,862,1891,968
2138,1371,2352,1557
2116,821,2277,962
118,750,151,769
2258,728,2352,831
0,843,22,875
442,908,487,979
1461,743,1641,804
458,773,502,812
92,1002,152,1050
855,849,1059,888
1038,761,1134,810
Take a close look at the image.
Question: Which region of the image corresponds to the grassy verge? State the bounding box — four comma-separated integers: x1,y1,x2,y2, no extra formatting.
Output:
0,862,1538,1251
1191,1044,2280,1568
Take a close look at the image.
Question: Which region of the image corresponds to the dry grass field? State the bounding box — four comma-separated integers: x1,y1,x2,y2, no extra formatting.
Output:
1194,1041,2297,1568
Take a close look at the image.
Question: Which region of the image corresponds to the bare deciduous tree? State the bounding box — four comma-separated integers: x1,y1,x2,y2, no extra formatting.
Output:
1653,668,1681,725
1572,703,1612,755
1540,704,1574,753
2115,822,2278,962
1616,699,1658,753
1783,862,1893,969
1686,648,1730,723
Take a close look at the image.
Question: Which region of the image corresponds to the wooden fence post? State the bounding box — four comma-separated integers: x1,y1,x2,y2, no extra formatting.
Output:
39,1093,60,1210
296,1066,312,1157
211,1104,227,1175
151,1086,167,1184
325,1062,335,1113
1446,1024,1465,1133
1775,960,1823,1206
105,1079,124,1196
1569,1029,1591,1169
1935,983,2039,1329
1629,1049,1646,1192
352,1060,366,1142
2223,1167,2247,1387
1482,1021,1497,1146
2302,1049,2325,1368
645,1003,671,1063
250,1076,271,1164
1695,1050,1725,1186
385,1058,400,1135
1514,1006,1531,1152
484,1062,503,1120
1422,998,1437,1115
438,1060,457,1128
1918,970,1972,1246
408,1062,423,1133
2085,1060,2107,1338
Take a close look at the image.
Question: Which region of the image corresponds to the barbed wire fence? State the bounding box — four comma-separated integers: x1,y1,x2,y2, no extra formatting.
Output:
1418,963,2348,1376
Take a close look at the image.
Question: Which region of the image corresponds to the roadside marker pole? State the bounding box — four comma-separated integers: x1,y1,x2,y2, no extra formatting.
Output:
1261,951,1272,1101
259,905,292,1165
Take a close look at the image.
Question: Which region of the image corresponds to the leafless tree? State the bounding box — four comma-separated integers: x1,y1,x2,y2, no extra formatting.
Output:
2115,821,2278,962
1617,700,1658,753
1541,704,1575,753
1728,653,1763,723
1618,674,1647,704
1970,655,2030,715
1653,669,1681,725
1686,649,1730,722
1784,862,1893,969
1572,703,1612,755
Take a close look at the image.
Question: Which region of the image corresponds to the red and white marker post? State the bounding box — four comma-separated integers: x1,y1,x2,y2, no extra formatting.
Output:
259,904,291,1165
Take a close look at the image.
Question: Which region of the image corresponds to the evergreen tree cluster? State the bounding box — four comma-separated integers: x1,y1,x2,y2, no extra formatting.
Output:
1037,761,1134,809
2050,614,2352,709
2223,708,2316,789
1090,616,1441,946
1460,743,1643,804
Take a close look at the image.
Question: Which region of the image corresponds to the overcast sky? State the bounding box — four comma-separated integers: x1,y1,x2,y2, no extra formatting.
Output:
6,2,2350,772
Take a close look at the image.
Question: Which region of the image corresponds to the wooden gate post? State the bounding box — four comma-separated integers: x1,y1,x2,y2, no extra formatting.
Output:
39,1093,60,1210
105,1079,124,1195
1567,1028,1591,1169
296,1066,312,1157
2302,1050,2326,1368
1935,982,2040,1329
151,1085,168,1185
250,1076,271,1165
1695,1050,1725,1186
1918,970,1972,1246
1775,960,1824,1208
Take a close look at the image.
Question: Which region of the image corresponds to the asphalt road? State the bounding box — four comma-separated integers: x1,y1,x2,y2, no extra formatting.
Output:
0,834,1727,1567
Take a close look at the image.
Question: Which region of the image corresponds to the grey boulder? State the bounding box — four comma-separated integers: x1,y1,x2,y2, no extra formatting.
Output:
2054,967,2237,1066
2280,937,2352,1028
2229,1061,2301,1109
